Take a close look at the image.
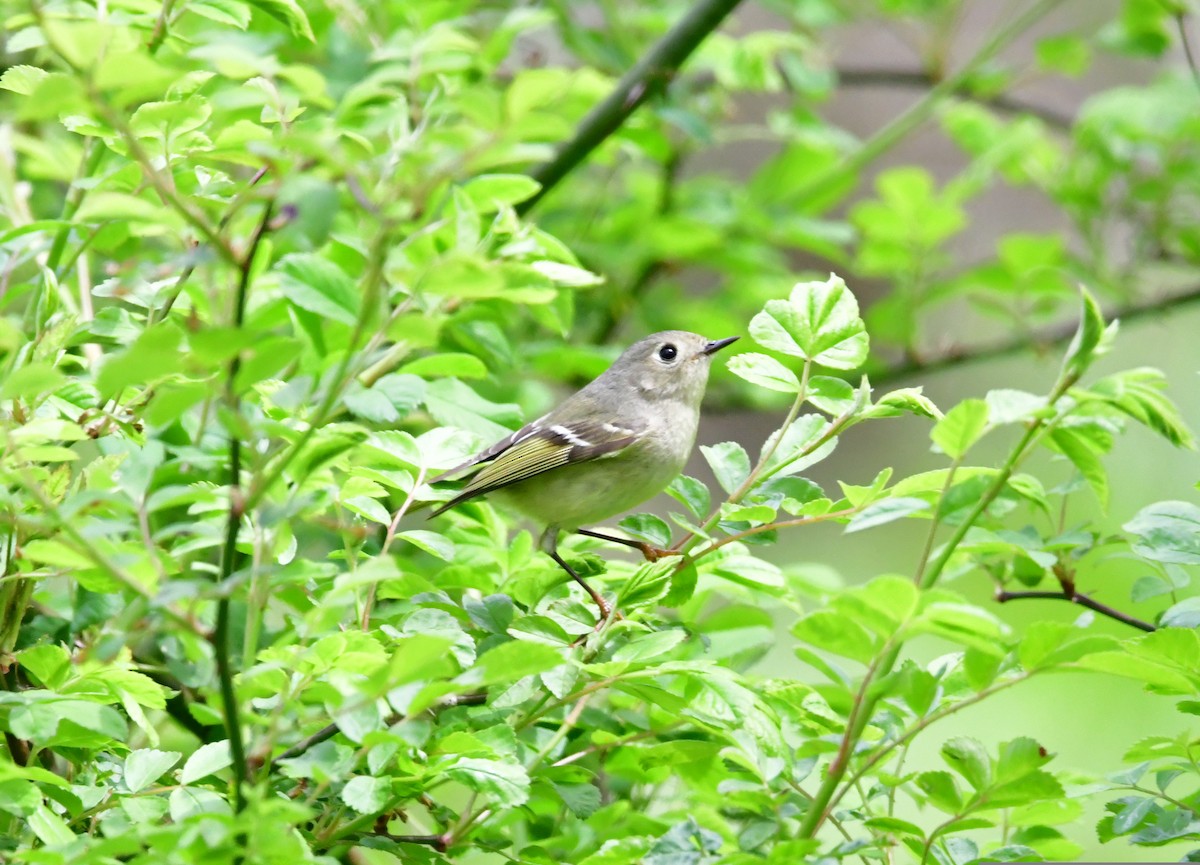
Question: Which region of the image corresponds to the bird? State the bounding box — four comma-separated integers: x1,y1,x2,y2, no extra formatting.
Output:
428,330,738,620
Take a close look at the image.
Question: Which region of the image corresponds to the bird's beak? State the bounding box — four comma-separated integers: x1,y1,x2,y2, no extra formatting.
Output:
702,336,739,355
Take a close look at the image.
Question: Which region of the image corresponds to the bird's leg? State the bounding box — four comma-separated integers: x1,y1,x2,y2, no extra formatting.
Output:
541,526,617,623
576,528,682,563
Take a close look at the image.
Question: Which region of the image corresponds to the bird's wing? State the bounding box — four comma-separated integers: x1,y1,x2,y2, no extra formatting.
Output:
429,418,644,516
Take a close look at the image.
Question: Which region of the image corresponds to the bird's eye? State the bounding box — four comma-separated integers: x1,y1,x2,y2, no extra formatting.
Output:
658,344,678,362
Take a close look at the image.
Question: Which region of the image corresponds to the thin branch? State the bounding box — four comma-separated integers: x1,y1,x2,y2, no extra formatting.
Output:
1176,12,1200,94
868,283,1200,386
149,167,270,327
362,466,429,629
686,507,861,564
266,692,487,769
213,199,274,814
835,66,1075,130
995,589,1156,632
516,0,745,215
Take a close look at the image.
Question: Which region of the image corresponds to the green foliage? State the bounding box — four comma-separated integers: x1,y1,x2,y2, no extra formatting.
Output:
1,1,1198,864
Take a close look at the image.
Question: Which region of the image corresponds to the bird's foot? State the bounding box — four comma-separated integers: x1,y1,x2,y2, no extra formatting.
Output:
637,543,682,563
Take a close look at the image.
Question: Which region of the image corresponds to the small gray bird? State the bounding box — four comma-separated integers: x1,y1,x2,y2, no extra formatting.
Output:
430,331,738,619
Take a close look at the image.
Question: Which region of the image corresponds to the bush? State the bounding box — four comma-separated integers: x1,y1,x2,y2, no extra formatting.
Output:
1,2,1198,864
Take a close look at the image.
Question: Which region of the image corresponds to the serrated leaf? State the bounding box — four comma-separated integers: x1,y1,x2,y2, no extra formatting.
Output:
397,530,454,561
667,475,710,519
1123,501,1200,565
443,757,529,806
748,274,868,369
0,65,49,95
617,513,672,549
941,737,991,790
340,775,391,814
246,0,315,40
554,782,601,818
468,641,563,686
701,441,751,495
726,352,799,393
124,749,182,793
931,398,988,458
180,740,232,784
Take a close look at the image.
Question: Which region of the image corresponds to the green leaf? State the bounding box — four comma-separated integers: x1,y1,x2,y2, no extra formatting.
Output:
868,386,942,420
0,780,43,821
28,803,75,846
985,389,1047,425
726,352,799,393
845,497,929,533
468,641,563,686
916,770,963,813
617,514,672,549
667,475,710,519
508,614,573,646
96,324,185,394
124,749,182,793
1123,501,1200,564
180,740,232,784
277,253,359,326
807,375,856,415
1087,368,1195,450
1160,597,1200,629
748,274,868,369
612,629,687,664
912,597,1007,656
17,645,71,689
554,782,601,819
0,65,49,95
701,442,751,495
340,775,391,814
246,0,315,40
443,757,529,806
1061,285,1114,381
0,362,65,401
1049,428,1109,509
400,353,488,379
931,398,989,458
942,737,991,790
397,530,455,561
460,174,542,211
791,610,877,663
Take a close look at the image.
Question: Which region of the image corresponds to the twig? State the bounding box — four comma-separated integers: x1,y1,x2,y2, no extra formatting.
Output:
516,0,745,214
376,833,449,851
267,692,487,768
868,283,1200,387
213,200,274,814
149,167,270,327
995,589,1156,632
686,507,861,563
1177,12,1200,94
835,66,1075,130
362,466,429,629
